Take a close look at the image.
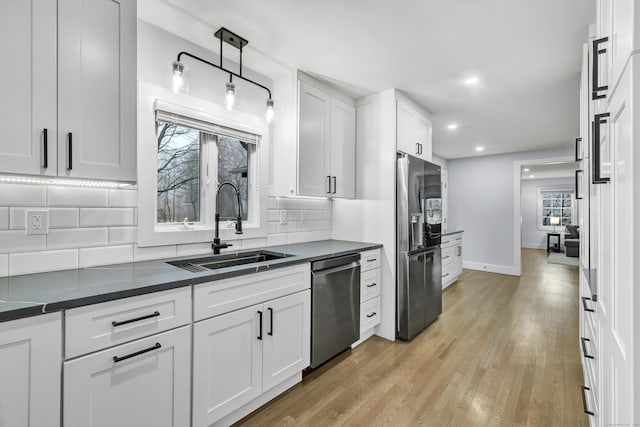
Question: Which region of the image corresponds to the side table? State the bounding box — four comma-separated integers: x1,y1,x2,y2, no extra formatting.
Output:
547,233,561,253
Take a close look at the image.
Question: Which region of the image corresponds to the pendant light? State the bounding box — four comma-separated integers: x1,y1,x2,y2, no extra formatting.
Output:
170,27,274,122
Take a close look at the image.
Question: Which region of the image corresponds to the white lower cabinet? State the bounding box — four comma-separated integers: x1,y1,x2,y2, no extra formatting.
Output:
0,313,61,427
441,232,463,288
192,289,311,426
63,326,191,427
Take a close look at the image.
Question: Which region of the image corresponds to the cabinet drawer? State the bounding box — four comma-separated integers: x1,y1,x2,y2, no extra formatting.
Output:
360,296,381,331
442,246,455,266
194,264,310,321
442,261,454,279
65,287,191,359
360,249,381,272
360,268,381,302
441,233,463,248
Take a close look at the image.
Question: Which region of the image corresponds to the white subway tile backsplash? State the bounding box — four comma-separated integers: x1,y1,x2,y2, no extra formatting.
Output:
267,210,280,222
9,249,78,276
108,189,138,207
296,222,315,232
241,238,267,249
305,231,324,242
133,245,177,262
0,184,47,206
79,245,134,268
47,228,108,250
321,230,332,240
267,198,278,209
176,243,212,257
0,254,7,277
287,232,307,244
315,220,331,231
266,233,287,247
49,208,80,228
0,208,7,230
0,231,46,253
267,222,278,234
48,186,108,207
80,208,135,227
9,207,25,229
287,210,301,221
108,227,137,245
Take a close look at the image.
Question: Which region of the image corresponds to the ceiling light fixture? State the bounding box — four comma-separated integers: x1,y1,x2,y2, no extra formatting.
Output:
447,123,458,130
464,76,479,85
475,146,484,152
529,174,535,178
171,27,274,122
523,168,530,172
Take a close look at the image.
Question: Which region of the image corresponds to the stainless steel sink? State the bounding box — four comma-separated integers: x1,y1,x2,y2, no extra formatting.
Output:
167,250,292,273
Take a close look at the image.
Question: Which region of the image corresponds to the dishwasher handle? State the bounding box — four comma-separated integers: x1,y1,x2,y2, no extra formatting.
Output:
311,253,361,272
312,261,360,277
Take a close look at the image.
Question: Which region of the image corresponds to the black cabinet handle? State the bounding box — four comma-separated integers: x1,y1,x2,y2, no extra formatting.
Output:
592,113,610,184
366,312,377,318
575,137,583,161
42,128,48,169
416,143,420,155
257,310,263,340
113,342,161,363
66,132,73,170
326,176,331,194
581,337,594,359
443,273,450,278
268,307,273,336
332,176,337,194
112,311,160,327
367,258,377,262
442,255,450,260
575,170,583,199
581,386,595,416
366,283,377,288
582,296,595,312
455,237,462,241
592,37,608,100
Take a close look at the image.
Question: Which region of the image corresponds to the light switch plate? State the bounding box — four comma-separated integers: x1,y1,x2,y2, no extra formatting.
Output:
279,210,288,224
26,210,49,235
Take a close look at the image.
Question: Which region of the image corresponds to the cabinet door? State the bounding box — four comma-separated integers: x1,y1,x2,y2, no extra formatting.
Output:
58,0,136,181
262,290,310,392
416,116,432,161
330,98,356,198
0,0,57,175
298,80,331,196
192,305,263,426
397,99,420,157
0,313,61,427
64,326,190,427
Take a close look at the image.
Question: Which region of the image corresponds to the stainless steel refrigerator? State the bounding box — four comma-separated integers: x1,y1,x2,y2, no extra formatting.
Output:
396,152,442,341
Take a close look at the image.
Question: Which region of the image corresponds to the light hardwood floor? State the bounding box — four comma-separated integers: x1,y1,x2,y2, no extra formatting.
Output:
235,249,587,426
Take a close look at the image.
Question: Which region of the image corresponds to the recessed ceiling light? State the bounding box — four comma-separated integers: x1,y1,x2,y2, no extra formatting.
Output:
464,76,479,85
523,168,530,172
529,174,535,178
475,146,484,152
447,123,458,130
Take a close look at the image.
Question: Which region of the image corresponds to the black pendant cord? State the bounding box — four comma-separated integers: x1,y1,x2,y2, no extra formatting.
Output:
176,51,272,99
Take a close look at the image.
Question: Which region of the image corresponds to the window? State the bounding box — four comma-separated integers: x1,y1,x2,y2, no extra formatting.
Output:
541,190,573,227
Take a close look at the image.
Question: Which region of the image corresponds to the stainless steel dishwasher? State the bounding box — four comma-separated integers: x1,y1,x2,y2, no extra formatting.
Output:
310,253,361,368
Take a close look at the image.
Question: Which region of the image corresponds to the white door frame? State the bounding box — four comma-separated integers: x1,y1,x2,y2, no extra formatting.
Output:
512,155,575,275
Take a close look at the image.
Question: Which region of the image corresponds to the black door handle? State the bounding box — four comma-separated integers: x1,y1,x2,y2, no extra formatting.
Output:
581,386,595,416
592,113,610,184
332,176,337,194
592,37,608,100
42,129,48,169
581,296,595,312
257,310,263,340
416,143,420,155
581,337,594,359
575,137,582,161
67,132,73,170
268,307,273,336
575,170,583,199
113,342,161,363
326,176,331,194
112,311,160,327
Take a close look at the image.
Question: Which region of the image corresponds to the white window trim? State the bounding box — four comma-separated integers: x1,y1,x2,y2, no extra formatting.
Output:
536,185,576,233
138,82,269,247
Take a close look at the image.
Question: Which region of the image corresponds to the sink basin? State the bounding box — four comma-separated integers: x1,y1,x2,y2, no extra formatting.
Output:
167,250,292,273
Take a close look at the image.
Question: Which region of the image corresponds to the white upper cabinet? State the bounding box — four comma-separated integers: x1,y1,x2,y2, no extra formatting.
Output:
0,0,57,175
58,0,137,181
397,98,432,161
297,75,356,198
0,0,136,182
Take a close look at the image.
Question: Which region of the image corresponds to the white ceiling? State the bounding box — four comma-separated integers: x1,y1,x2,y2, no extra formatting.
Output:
158,0,595,159
521,162,578,180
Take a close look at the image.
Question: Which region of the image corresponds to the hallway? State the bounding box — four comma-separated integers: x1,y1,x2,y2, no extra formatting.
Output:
236,248,587,426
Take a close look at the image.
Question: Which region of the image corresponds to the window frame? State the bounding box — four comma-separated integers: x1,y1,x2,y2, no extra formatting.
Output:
138,82,269,248
536,186,576,232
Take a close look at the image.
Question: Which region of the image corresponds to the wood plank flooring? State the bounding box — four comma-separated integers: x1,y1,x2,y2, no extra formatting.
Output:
235,249,587,426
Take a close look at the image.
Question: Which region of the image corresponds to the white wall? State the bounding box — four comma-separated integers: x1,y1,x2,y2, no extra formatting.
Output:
431,153,448,170
447,147,573,275
521,177,574,249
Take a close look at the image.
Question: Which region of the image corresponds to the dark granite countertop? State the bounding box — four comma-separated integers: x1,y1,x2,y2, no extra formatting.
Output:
442,230,464,237
0,240,382,323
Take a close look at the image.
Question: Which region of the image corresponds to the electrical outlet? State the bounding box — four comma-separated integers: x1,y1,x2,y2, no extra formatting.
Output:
279,210,288,224
26,210,48,235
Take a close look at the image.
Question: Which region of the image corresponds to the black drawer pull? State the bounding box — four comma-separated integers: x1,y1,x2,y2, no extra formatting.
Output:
112,311,160,327
268,307,274,336
366,312,377,318
455,237,462,241
257,310,263,340
42,128,48,169
581,297,595,313
367,258,377,262
113,342,161,363
581,386,595,416
366,283,377,288
443,255,450,260
581,337,594,359
442,273,450,278
67,132,73,170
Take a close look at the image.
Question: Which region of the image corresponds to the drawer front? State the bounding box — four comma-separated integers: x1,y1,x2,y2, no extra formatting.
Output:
66,287,192,359
442,261,454,279
194,264,310,321
442,246,455,266
360,268,381,302
360,296,381,332
441,233,463,248
360,249,381,272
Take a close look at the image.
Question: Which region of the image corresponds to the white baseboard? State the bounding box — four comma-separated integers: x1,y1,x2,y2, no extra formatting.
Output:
463,261,520,276
352,327,375,348
521,242,546,250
